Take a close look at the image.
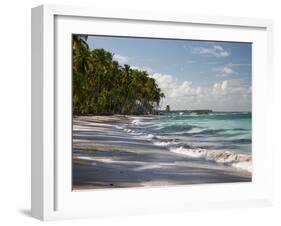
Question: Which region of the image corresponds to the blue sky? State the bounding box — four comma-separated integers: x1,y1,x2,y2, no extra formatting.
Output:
86,35,252,111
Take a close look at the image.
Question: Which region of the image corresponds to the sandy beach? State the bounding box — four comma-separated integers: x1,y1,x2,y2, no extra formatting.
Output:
72,115,251,190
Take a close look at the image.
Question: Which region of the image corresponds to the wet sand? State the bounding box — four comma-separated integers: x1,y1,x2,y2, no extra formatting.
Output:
72,115,251,190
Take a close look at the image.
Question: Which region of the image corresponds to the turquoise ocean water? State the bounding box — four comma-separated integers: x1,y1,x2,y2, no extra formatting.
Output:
120,112,252,171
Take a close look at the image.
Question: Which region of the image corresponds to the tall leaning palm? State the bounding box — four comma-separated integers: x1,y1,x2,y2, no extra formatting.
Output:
73,35,89,50
72,35,91,114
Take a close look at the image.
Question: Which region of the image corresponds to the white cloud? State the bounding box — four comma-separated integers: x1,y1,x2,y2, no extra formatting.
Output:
151,74,198,99
113,54,128,64
213,65,235,77
150,73,251,111
213,45,223,51
212,62,251,78
192,45,230,58
131,65,153,74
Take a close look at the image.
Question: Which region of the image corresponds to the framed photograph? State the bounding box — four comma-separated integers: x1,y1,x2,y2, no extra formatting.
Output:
31,4,274,221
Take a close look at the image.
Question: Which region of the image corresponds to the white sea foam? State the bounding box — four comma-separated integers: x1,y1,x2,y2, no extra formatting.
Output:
170,147,207,158
188,127,205,134
169,146,252,172
131,119,142,125
124,128,133,133
153,140,177,147
206,150,251,163
146,134,156,139
115,125,124,130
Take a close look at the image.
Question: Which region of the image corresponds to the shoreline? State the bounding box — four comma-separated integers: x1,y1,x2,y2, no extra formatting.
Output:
73,115,251,190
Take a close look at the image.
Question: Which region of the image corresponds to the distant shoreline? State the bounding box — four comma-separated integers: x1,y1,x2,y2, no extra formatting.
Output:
72,110,252,118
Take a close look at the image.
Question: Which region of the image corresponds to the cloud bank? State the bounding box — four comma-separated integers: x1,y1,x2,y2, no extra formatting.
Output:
150,73,251,112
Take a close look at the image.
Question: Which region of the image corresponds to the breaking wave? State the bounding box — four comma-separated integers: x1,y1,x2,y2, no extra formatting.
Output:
169,146,252,172
153,139,178,146
118,113,252,173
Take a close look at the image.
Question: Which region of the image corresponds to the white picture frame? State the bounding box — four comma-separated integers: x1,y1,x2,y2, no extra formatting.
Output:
31,4,274,221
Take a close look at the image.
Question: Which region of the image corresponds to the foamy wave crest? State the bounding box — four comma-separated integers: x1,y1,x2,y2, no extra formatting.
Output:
131,119,141,125
146,134,156,139
170,147,252,172
115,125,124,129
187,127,205,134
153,140,178,147
124,128,134,133
206,150,251,163
170,147,206,158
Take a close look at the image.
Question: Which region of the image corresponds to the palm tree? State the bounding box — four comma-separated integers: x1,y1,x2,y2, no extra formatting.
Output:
72,34,165,115
72,35,91,114
73,35,89,50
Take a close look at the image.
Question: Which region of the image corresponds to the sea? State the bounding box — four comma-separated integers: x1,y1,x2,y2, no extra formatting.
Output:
118,112,252,172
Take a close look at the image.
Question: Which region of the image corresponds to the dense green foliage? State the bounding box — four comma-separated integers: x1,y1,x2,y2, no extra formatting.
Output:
72,35,165,115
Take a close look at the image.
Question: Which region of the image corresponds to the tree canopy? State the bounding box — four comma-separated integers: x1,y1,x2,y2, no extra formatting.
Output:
72,35,165,115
